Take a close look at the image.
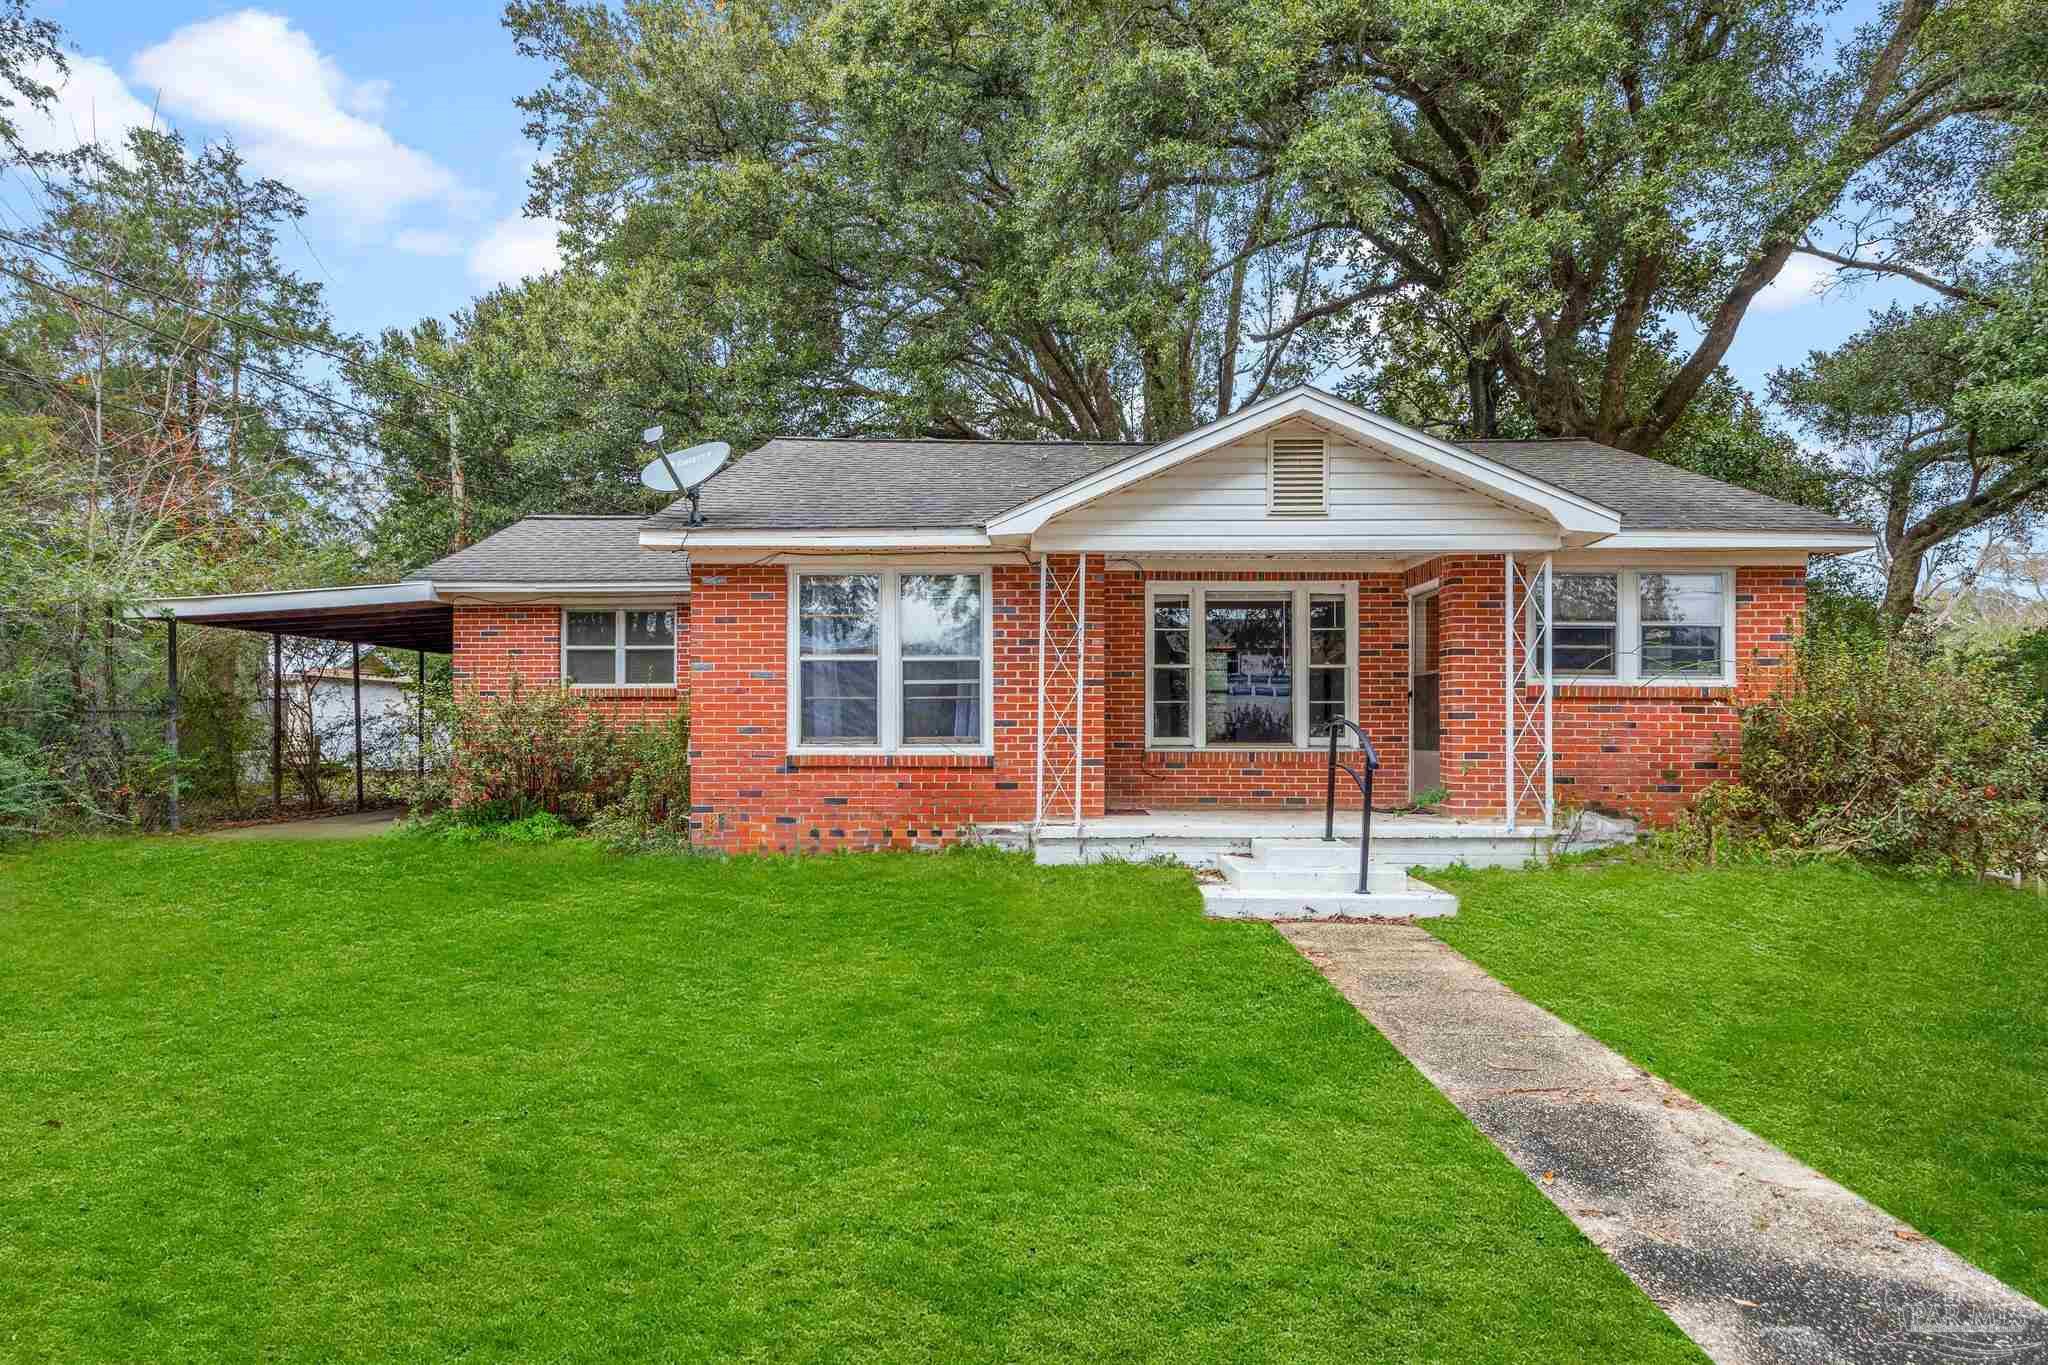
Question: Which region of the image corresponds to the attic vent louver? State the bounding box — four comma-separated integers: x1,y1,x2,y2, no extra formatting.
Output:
1267,436,1328,516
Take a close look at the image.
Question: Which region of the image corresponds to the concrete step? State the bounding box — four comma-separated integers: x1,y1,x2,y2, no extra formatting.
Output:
1200,874,1457,920
1218,853,1409,895
1250,837,1378,870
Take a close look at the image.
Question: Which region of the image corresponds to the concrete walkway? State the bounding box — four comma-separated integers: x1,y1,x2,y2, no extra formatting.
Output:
1281,922,2048,1365
204,809,402,840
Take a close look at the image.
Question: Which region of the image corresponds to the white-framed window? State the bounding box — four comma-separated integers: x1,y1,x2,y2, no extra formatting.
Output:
1145,581,1357,749
788,567,992,753
1534,568,1735,685
562,607,677,686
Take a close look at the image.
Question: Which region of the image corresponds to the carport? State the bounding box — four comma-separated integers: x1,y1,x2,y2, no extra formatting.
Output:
145,582,453,830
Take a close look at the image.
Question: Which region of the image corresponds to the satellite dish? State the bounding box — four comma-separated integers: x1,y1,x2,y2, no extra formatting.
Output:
639,439,731,525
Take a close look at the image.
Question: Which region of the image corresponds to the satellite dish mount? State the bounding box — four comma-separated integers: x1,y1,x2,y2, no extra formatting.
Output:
640,435,732,527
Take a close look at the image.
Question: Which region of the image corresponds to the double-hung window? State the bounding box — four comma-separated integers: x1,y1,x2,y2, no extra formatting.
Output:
1146,582,1356,748
1533,569,1733,685
563,608,676,686
791,568,990,751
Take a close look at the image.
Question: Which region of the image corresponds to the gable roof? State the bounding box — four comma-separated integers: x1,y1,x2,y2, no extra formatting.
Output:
643,386,1865,548
638,438,1146,533
407,516,689,586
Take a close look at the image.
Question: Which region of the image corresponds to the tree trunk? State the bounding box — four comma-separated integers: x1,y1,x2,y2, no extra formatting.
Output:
1882,543,1924,628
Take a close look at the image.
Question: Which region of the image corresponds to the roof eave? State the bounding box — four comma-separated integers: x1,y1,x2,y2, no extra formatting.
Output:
1591,529,1877,553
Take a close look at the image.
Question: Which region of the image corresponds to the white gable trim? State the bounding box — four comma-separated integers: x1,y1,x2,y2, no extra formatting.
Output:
984,386,1623,541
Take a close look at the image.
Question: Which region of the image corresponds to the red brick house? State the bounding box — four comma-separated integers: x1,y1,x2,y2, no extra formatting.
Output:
156,387,1869,866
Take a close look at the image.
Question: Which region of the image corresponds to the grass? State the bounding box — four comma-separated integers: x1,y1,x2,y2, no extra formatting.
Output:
0,838,1698,1364
1430,858,2048,1304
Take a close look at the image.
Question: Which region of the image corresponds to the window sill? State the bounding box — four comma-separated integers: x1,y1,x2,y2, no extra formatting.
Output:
1141,747,1341,765
570,685,680,700
1527,682,1734,701
787,751,996,769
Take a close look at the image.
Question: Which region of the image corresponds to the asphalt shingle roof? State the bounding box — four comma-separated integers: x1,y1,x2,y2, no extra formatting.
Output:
639,438,1148,532
1461,439,1854,533
640,432,1859,537
407,516,687,584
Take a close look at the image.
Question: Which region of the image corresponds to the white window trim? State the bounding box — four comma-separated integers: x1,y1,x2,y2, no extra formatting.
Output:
1144,580,1358,750
1537,568,1738,688
560,605,679,688
786,565,995,756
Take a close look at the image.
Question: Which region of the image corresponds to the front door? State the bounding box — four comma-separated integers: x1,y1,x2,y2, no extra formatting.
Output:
1409,589,1442,797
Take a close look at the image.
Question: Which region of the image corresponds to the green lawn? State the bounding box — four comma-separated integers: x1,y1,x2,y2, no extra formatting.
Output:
1430,860,2048,1304
0,838,1697,1364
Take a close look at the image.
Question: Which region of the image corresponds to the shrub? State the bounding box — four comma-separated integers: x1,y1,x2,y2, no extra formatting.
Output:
412,682,690,850
1682,633,2048,876
587,709,691,853
435,683,637,821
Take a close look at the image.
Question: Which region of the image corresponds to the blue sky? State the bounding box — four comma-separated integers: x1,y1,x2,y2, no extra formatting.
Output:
23,1,1930,404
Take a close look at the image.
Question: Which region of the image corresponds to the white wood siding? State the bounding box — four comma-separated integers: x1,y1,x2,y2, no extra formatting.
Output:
1033,427,1557,552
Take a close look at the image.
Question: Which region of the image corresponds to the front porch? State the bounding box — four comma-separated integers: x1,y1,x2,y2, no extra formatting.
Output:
1024,551,1567,836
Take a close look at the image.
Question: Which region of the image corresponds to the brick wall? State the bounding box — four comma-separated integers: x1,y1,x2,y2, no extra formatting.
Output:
449,558,1806,838
685,558,1100,853
1547,563,1805,824
1101,568,1411,811
451,600,689,725
1407,555,1509,818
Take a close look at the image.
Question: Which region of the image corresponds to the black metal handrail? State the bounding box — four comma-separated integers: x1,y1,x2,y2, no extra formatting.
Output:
1315,719,1381,895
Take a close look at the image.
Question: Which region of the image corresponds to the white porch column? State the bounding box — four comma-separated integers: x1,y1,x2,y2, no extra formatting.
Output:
1504,554,1556,830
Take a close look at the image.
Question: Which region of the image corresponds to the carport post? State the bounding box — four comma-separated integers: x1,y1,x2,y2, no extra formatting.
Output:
416,650,426,782
164,615,179,832
352,642,364,812
271,633,283,813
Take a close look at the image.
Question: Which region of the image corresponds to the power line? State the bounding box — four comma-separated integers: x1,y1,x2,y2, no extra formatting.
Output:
0,361,393,476
0,259,390,425
0,228,469,408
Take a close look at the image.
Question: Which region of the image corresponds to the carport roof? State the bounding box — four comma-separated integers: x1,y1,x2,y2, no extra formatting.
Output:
142,581,454,653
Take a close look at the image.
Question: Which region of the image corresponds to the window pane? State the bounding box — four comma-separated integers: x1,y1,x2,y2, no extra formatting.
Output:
1309,595,1347,665
1638,573,1722,624
1153,628,1189,665
566,648,615,685
798,660,878,742
1205,597,1292,744
903,659,980,742
1153,703,1190,739
1642,625,1723,677
1153,667,1189,703
1153,597,1189,630
1553,625,1617,675
565,610,615,647
1308,667,1346,734
900,574,982,657
799,575,879,654
624,609,674,647
1555,574,1618,623
624,648,675,685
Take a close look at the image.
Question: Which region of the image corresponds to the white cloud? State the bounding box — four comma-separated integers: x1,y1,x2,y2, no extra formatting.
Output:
1754,255,1836,312
130,10,469,231
467,215,564,286
393,228,464,257
14,56,157,158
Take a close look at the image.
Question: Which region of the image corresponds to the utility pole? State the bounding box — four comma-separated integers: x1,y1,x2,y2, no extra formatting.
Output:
448,405,468,550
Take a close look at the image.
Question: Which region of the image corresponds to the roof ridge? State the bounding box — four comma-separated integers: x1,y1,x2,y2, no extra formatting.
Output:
766,435,1153,446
